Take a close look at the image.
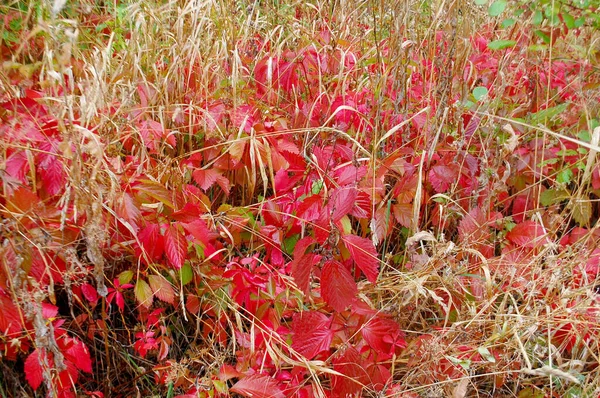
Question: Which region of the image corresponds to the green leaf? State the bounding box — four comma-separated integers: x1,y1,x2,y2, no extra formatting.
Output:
474,0,487,5
311,180,324,195
540,188,570,206
134,279,153,308
577,130,591,142
501,18,516,28
535,29,551,44
487,40,516,50
562,12,576,29
477,346,496,363
532,10,544,25
557,168,573,184
283,234,300,255
528,103,568,124
446,355,471,370
180,262,193,285
118,270,134,285
571,196,592,226
488,0,507,16
473,86,489,101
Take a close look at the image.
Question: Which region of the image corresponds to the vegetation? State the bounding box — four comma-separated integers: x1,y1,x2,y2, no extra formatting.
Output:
1,0,600,396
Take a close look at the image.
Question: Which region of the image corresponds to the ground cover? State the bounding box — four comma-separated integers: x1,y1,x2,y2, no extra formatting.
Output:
1,0,600,396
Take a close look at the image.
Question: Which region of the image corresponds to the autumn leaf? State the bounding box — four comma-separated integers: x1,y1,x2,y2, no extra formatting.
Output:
361,316,405,355
137,223,165,263
115,192,141,225
230,374,285,398
134,279,154,308
506,221,549,248
331,347,368,397
342,235,379,283
24,349,45,390
193,168,230,195
290,236,318,294
291,311,333,359
371,205,391,246
0,293,22,335
321,260,357,312
429,164,458,193
63,338,93,373
329,187,357,222
164,224,187,269
148,274,175,304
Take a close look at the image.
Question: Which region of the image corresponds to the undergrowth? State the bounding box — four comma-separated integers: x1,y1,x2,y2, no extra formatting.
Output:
1,0,600,397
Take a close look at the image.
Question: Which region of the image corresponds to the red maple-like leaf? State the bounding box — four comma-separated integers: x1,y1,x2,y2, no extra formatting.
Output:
193,168,220,191
506,220,549,248
342,235,379,283
371,206,391,246
137,223,165,263
0,293,22,335
296,194,322,222
148,275,176,304
361,316,405,355
37,151,66,196
291,253,318,295
329,187,357,222
230,374,285,398
429,164,458,193
321,260,357,312
63,337,93,374
164,224,187,269
290,236,318,294
291,311,333,359
331,347,368,397
24,349,45,390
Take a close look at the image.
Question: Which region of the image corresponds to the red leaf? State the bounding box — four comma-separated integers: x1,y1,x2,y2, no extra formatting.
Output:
296,194,322,222
361,317,405,355
230,374,285,398
193,168,230,195
329,187,357,222
164,224,187,269
334,164,367,186
81,283,98,303
5,150,29,182
64,338,93,373
137,223,165,262
37,151,65,196
458,207,490,243
372,206,391,246
342,235,379,283
321,260,357,312
291,254,318,295
506,221,549,248
42,303,59,319
148,275,176,304
25,349,45,390
192,168,220,191
350,190,371,219
392,202,412,228
0,293,22,335
290,237,318,294
331,347,367,397
429,164,458,193
115,192,141,225
291,311,333,359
